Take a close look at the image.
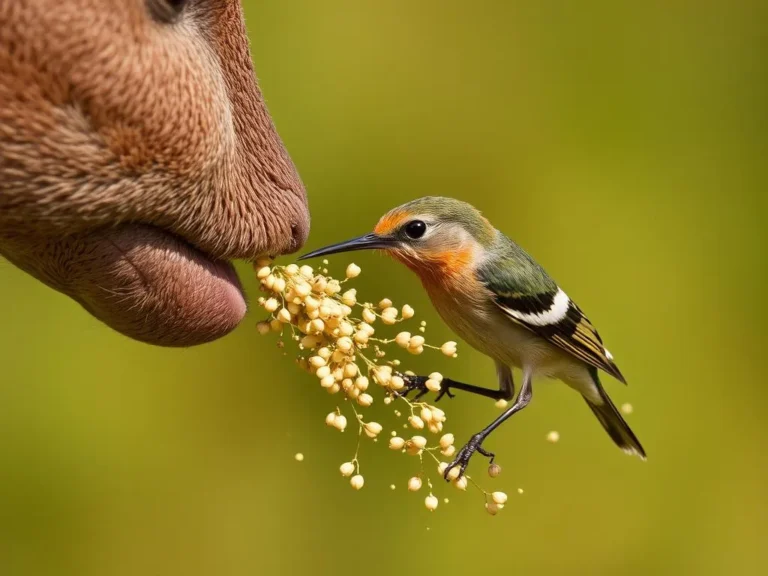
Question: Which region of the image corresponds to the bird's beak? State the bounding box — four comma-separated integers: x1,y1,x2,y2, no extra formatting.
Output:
299,233,396,260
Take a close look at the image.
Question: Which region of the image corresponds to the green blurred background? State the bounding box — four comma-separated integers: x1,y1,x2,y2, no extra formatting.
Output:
2,1,767,574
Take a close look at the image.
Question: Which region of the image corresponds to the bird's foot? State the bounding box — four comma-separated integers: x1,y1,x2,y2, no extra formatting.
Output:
396,374,456,402
443,434,494,480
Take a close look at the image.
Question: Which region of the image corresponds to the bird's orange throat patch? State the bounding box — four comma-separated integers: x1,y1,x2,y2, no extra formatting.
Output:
392,246,475,291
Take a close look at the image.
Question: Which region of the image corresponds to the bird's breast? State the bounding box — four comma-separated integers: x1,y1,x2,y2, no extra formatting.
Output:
421,278,534,368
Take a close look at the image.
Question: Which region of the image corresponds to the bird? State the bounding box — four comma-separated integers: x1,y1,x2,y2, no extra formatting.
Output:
300,196,645,478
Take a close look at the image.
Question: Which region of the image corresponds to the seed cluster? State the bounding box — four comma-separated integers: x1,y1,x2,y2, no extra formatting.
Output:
254,258,509,515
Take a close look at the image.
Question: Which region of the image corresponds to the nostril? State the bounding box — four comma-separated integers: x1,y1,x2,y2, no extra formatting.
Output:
288,212,310,253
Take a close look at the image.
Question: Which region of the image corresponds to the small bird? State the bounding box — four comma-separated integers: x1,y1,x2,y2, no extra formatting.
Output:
301,197,645,478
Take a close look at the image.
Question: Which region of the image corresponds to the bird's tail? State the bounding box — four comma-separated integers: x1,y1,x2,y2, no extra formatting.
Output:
584,371,646,460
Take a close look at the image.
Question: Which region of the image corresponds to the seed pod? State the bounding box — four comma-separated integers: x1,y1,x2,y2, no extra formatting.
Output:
357,393,373,407
407,477,422,492
325,412,337,427
395,332,411,348
408,415,424,430
264,298,279,312
350,475,365,490
425,379,441,392
315,365,331,379
355,376,369,391
488,463,502,478
401,304,415,319
333,415,348,431
439,434,455,449
378,298,393,309
362,308,377,324
424,495,439,511
441,341,458,356
345,263,361,278
339,462,355,477
453,476,468,491
492,491,508,505
389,437,405,450
410,435,427,449
485,502,501,516
256,322,270,335
364,422,383,438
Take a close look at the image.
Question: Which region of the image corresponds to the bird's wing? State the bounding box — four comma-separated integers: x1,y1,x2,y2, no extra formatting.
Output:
478,242,626,383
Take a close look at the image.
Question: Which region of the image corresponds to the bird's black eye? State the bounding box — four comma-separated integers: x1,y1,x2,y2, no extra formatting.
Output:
147,0,189,23
404,220,427,239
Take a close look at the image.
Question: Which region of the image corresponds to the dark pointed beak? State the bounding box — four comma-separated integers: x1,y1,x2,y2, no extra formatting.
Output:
299,233,396,260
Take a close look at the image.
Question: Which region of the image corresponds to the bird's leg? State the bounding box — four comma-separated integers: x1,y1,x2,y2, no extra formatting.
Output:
398,374,508,402
443,371,533,480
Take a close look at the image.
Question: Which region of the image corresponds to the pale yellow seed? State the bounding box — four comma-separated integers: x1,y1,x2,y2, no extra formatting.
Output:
295,282,311,298
492,491,508,505
353,331,369,344
439,434,455,449
390,484,396,491
408,415,424,430
287,302,301,316
428,422,443,434
453,476,468,491
336,337,353,353
437,462,449,476
285,264,299,275
420,407,433,423
401,304,415,319
362,308,377,324
325,412,337,426
304,295,320,312
431,407,446,422
390,376,405,391
315,365,331,379
357,393,373,407
409,335,425,348
327,383,341,394
310,318,324,333
355,376,369,391
273,278,287,293
333,415,348,431
325,280,341,295
294,453,304,462
407,477,422,492
341,289,357,307
256,322,270,335
441,341,458,356
364,422,383,438
378,298,393,309
346,263,361,278
256,266,271,279
446,467,460,481
441,445,456,457
410,435,427,449
350,475,364,490
339,321,354,336
547,431,560,443
495,399,509,409
309,356,326,368
299,265,314,280
425,495,439,511
395,331,411,348
621,403,634,415
389,437,405,450
359,322,375,335
343,362,358,378
425,379,441,392
264,274,276,289
517,488,524,494
339,462,355,477
320,375,336,388
264,298,279,312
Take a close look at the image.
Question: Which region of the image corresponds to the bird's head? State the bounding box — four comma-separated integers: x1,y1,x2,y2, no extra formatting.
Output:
301,197,497,282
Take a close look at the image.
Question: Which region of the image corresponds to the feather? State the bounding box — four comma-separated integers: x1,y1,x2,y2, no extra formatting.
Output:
478,234,626,383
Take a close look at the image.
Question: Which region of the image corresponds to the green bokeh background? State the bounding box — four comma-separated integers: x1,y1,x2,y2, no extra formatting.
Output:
2,1,766,574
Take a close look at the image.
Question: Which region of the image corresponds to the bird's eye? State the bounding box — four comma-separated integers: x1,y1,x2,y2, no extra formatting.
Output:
147,0,189,23
404,220,427,239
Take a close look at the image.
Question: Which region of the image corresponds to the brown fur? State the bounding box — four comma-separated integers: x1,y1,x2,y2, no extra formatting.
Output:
0,0,310,346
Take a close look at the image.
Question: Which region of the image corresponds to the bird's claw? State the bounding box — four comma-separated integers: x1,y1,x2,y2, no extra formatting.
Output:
443,434,494,481
396,374,456,402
